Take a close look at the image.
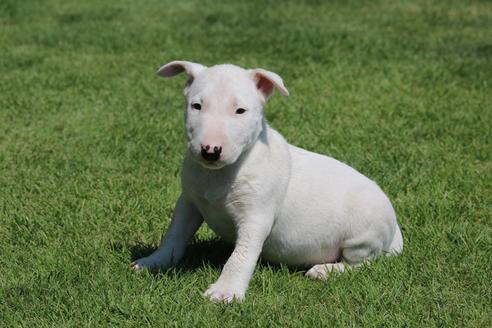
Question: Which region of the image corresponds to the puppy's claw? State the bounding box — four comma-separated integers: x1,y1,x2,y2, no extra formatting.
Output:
130,256,166,271
130,262,141,270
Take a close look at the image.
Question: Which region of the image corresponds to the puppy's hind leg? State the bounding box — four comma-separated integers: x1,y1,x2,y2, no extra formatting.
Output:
305,239,380,280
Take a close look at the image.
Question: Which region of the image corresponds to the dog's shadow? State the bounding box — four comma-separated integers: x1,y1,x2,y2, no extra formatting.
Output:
129,238,233,273
127,238,303,275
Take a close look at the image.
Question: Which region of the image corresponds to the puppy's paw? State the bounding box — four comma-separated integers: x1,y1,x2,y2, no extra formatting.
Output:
131,256,166,271
203,282,245,304
305,263,347,280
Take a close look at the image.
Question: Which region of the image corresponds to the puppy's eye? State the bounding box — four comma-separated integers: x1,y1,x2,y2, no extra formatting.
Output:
235,108,246,114
191,103,201,110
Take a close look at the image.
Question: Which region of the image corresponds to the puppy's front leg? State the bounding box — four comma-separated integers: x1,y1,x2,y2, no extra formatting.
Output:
204,218,271,303
132,194,203,270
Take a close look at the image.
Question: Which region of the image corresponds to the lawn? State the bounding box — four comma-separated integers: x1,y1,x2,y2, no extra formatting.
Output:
1,0,491,326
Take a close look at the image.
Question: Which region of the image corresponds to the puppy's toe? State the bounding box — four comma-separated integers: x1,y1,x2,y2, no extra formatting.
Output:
131,256,162,271
203,283,244,304
130,261,141,270
305,263,347,280
305,264,329,280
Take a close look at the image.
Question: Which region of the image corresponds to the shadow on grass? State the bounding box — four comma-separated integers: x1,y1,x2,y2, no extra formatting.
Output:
128,238,233,273
476,44,492,57
126,238,305,275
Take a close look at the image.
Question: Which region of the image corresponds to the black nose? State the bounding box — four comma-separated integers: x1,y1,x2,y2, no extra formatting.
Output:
201,145,222,162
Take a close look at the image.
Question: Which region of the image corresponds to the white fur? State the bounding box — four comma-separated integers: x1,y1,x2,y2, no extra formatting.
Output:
132,61,403,303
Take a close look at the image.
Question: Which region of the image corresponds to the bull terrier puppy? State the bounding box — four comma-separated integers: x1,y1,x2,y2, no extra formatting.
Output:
132,61,404,303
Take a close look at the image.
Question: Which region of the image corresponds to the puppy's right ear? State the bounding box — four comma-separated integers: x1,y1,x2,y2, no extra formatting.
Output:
157,60,206,79
157,61,206,94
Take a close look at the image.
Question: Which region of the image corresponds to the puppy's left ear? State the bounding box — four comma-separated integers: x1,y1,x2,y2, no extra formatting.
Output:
250,68,289,100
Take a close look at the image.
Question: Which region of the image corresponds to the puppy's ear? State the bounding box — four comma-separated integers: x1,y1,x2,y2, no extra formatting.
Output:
157,60,206,78
250,68,289,100
157,61,207,94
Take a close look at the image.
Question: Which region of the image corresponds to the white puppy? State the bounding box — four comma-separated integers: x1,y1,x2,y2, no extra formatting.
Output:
132,61,403,303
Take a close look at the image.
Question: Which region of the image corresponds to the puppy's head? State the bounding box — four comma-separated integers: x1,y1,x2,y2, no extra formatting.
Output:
158,61,289,170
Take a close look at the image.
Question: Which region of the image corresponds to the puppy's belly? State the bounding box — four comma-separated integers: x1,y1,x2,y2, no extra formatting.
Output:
198,201,343,266
261,236,342,267
194,197,344,266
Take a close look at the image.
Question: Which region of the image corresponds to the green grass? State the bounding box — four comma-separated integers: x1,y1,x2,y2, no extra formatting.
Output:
1,0,491,326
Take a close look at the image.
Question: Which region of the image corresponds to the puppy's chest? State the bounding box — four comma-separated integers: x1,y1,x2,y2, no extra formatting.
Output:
184,174,257,241
190,179,254,217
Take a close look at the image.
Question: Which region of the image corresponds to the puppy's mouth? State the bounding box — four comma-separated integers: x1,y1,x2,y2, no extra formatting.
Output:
189,152,228,170
197,159,227,170
188,146,239,170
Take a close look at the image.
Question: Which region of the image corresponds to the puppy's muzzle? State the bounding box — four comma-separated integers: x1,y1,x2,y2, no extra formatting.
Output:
201,145,222,162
